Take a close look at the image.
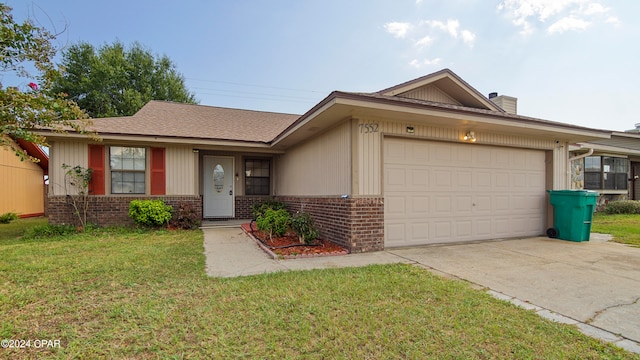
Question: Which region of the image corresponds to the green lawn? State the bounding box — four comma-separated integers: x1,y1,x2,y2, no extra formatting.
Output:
0,221,637,358
0,217,48,240
592,213,640,247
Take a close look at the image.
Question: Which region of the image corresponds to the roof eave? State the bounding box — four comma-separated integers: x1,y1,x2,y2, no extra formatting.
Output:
36,130,276,149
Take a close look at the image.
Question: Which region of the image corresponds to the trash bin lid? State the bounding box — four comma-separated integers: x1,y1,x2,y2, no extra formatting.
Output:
547,189,599,196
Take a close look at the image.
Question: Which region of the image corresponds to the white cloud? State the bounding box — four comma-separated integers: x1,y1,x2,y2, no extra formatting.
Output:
498,0,619,35
409,58,442,68
384,22,412,38
414,35,433,47
605,16,620,26
582,3,608,15
427,19,460,38
547,16,591,33
461,30,476,45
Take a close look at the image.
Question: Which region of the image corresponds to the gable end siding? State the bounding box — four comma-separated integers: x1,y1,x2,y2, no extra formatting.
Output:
397,84,462,106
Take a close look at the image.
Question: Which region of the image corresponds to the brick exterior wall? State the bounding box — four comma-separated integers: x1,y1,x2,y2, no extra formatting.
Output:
48,195,202,227
48,194,385,253
276,196,384,253
234,195,272,219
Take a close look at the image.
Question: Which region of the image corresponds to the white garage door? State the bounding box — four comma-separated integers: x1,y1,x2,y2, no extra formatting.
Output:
384,137,546,247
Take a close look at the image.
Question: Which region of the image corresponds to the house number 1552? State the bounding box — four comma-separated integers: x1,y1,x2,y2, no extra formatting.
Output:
359,123,379,133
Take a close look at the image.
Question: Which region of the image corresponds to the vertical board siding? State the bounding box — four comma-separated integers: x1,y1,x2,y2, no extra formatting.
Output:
0,144,44,215
165,145,196,195
49,141,88,196
399,84,461,105
276,121,351,196
356,118,559,196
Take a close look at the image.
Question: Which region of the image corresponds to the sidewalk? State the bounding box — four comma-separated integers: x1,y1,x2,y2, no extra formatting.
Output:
203,227,410,277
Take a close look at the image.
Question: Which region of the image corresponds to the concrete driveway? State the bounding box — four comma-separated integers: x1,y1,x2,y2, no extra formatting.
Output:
204,228,640,353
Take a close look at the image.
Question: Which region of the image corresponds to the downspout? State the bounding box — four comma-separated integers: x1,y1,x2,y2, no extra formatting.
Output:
568,147,594,191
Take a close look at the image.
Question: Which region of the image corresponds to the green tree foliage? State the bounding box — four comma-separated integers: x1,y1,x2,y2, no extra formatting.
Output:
53,41,197,118
0,4,89,159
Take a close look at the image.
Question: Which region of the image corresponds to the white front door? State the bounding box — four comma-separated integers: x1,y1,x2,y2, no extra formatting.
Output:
203,156,234,218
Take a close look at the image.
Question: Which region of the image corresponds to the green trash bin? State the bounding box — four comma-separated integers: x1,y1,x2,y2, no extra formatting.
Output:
547,190,599,242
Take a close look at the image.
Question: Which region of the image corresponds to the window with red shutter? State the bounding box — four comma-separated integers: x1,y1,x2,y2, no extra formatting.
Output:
88,144,105,195
150,147,166,195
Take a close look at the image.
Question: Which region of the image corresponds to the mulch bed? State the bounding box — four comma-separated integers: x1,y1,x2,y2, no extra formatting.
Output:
241,223,348,259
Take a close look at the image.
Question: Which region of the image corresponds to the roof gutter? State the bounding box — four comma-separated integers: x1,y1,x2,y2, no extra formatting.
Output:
569,147,594,161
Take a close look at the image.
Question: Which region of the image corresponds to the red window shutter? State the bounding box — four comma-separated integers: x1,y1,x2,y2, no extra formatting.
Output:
150,147,166,195
87,144,105,195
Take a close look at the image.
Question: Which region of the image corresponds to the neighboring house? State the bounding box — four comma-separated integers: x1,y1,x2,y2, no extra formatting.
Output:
39,69,611,252
570,129,640,204
0,137,48,217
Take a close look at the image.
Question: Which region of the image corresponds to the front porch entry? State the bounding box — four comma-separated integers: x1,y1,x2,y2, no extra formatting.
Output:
203,155,235,218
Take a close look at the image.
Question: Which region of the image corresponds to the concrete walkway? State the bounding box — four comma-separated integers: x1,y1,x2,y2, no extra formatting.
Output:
203,227,640,354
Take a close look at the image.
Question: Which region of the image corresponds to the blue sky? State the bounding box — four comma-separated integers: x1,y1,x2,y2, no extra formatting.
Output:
4,0,638,131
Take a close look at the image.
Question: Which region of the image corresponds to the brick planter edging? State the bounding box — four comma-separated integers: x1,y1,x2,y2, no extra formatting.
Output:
240,223,349,259
275,196,384,253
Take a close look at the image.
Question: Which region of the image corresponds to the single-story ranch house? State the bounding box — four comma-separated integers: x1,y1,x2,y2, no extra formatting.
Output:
570,129,640,205
40,69,613,252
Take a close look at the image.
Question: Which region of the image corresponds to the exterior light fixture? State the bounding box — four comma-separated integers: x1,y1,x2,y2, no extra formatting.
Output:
406,126,415,134
463,131,477,142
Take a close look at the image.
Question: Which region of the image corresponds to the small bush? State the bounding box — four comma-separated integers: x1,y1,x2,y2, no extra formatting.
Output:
129,200,173,227
604,200,640,215
291,212,319,244
0,212,19,224
170,202,201,230
23,224,79,239
256,208,290,240
251,198,286,220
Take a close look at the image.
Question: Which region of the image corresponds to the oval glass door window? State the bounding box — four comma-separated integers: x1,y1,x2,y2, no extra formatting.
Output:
213,164,224,193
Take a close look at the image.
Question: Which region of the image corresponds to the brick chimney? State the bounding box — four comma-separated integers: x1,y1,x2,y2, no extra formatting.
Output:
489,92,517,115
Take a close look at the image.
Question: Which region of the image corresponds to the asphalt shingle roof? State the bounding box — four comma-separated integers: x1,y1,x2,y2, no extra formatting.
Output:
86,101,300,143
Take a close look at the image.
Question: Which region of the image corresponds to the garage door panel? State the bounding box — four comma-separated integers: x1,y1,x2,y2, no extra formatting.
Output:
411,168,429,188
494,195,510,211
386,223,406,244
456,195,473,213
385,196,406,217
410,196,429,216
434,195,452,213
475,171,492,188
476,219,492,236
495,172,510,187
474,195,493,212
384,138,546,247
456,220,472,237
411,223,429,242
433,170,453,189
434,221,452,240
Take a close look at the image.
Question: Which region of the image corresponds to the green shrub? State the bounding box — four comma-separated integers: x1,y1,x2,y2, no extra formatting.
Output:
23,224,79,239
256,208,290,240
604,200,640,215
129,200,173,227
0,212,19,224
291,212,319,244
251,198,286,220
169,202,201,230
